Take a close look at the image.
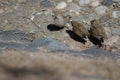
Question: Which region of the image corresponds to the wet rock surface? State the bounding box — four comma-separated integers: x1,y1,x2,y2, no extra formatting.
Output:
0,0,120,80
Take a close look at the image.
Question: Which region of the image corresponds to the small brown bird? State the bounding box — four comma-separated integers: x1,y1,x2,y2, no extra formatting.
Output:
90,19,107,42
71,21,90,38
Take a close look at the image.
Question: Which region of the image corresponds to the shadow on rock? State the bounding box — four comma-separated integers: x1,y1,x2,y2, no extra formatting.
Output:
88,35,103,47
47,24,64,31
66,30,87,44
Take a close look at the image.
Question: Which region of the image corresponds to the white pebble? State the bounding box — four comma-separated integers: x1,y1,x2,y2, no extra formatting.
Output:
90,0,100,7
56,2,67,9
111,11,120,18
5,20,8,23
67,0,73,3
79,0,91,6
95,6,108,16
30,16,35,21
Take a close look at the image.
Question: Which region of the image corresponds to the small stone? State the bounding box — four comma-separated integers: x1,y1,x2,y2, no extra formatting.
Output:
54,15,66,27
79,0,91,6
102,0,113,6
90,0,100,7
67,3,81,12
56,2,67,9
40,0,54,8
111,27,120,35
111,11,120,18
83,13,99,24
95,6,108,16
17,0,27,3
67,0,73,3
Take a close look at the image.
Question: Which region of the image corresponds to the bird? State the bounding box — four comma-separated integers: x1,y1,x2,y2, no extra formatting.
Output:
90,19,107,42
71,20,90,38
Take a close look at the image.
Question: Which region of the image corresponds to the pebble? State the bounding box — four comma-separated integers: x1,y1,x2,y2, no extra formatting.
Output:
67,0,73,3
40,0,54,8
56,2,67,9
79,0,91,6
85,13,99,23
54,15,66,27
111,27,120,35
102,0,113,6
111,11,120,18
95,6,108,16
90,0,100,7
17,0,27,3
67,3,81,12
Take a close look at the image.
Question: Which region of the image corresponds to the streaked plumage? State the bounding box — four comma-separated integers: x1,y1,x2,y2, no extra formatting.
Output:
71,21,90,38
90,20,107,41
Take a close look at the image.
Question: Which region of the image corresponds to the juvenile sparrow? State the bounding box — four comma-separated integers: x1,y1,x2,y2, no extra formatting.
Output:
71,21,90,38
90,19,107,42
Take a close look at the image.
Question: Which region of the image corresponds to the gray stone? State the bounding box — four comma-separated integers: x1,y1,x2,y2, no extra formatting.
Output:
79,0,91,6
111,11,120,18
67,0,73,3
89,0,100,7
67,3,81,12
94,6,108,16
53,14,66,27
55,2,67,9
27,38,68,52
40,0,54,8
102,0,113,6
111,28,120,35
